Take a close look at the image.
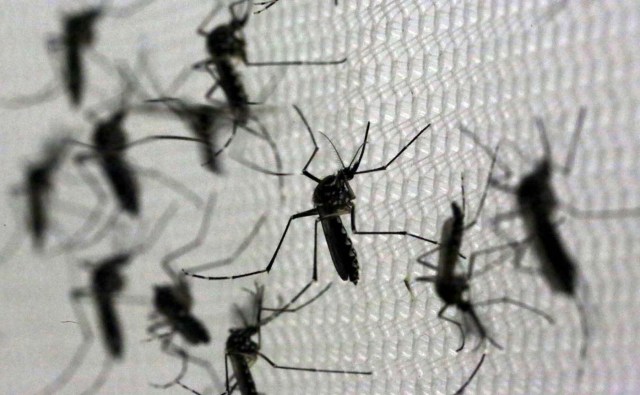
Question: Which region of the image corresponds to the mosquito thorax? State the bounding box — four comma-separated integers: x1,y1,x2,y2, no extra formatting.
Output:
227,328,259,353
66,8,101,45
516,161,557,215
435,276,468,305
94,112,128,152
312,172,356,210
207,24,247,61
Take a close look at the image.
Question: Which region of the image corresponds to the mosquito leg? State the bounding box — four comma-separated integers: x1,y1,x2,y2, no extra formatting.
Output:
353,123,431,175
181,210,266,275
79,358,114,395
35,289,94,394
262,283,333,316
150,342,190,389
257,352,372,375
162,193,215,279
474,297,554,324
454,354,486,395
197,3,226,36
350,205,439,244
415,252,439,271
133,163,204,209
464,143,501,230
438,304,466,352
50,159,113,252
293,105,321,182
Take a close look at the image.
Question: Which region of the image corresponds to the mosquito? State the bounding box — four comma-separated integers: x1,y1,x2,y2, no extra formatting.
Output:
34,203,176,395
1,136,107,263
253,0,338,15
405,145,554,351
194,0,345,123
178,282,371,395
459,107,639,375
175,0,346,179
183,105,440,298
70,66,205,218
146,194,265,391
0,0,158,108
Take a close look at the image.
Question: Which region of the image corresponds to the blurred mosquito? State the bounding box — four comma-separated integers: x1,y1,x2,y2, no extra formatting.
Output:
253,0,338,15
405,145,553,351
69,65,204,221
34,203,176,395
170,0,347,180
134,51,281,177
5,138,69,255
0,136,111,264
146,194,264,391
193,0,345,123
0,0,158,108
459,107,640,375
179,283,371,395
183,105,440,306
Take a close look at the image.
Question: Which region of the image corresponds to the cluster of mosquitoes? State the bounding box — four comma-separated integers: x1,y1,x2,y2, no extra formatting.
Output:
2,0,636,394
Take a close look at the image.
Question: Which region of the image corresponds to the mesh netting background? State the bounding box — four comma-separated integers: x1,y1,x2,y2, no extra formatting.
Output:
0,0,639,394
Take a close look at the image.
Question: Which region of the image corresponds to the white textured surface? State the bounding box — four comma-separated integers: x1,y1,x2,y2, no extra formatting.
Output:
0,0,639,394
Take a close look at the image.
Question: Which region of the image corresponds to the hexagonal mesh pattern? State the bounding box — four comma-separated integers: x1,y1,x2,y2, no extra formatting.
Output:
0,0,638,394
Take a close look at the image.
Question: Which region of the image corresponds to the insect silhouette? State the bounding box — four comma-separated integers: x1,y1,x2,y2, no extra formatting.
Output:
71,68,204,218
146,194,264,391
1,136,106,263
183,105,439,296
179,282,371,395
0,0,157,108
452,353,487,395
194,0,345,123
253,0,338,15
34,204,176,395
405,145,554,351
184,0,346,178
459,108,638,374
8,138,69,253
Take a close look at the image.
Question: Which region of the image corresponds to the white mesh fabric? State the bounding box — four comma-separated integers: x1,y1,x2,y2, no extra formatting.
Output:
0,0,639,394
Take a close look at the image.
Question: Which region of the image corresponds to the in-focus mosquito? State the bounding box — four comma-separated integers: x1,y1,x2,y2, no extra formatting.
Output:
405,145,553,351
34,203,176,395
183,105,440,301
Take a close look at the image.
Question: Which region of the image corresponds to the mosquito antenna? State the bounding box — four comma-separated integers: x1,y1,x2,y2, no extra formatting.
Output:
318,132,346,170
459,124,512,178
562,106,587,175
534,116,553,162
350,122,370,173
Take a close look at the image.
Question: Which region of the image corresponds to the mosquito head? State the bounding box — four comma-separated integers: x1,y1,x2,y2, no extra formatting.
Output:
65,7,102,46
27,164,53,191
516,159,556,213
451,201,464,221
93,260,126,295
207,23,248,62
93,111,128,151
